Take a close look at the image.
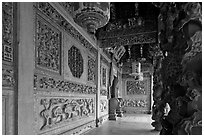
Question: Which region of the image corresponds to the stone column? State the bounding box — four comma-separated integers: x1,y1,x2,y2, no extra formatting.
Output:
18,2,35,134
116,98,123,117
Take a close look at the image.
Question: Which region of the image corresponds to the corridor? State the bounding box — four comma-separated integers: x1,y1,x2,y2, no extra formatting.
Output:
84,114,160,135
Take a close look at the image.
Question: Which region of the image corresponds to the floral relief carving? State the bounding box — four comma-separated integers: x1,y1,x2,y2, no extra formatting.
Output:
39,98,94,130
68,46,83,78
123,99,147,108
102,67,107,87
36,2,97,55
2,2,13,62
34,74,96,94
126,81,146,95
100,89,107,96
87,55,96,82
36,16,61,73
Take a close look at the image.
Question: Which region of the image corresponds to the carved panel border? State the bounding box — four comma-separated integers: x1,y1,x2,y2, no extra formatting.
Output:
87,55,96,83
123,99,148,108
34,73,96,94
35,15,61,74
2,2,14,62
35,2,97,56
35,96,95,132
100,89,107,96
100,99,108,113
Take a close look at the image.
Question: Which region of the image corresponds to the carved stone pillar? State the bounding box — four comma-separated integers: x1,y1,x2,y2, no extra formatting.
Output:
108,97,119,120
116,98,123,117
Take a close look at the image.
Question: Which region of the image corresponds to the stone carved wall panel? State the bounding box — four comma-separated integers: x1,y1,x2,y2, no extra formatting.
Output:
126,81,146,95
36,2,98,56
37,97,95,131
2,2,14,62
123,99,147,108
2,67,15,88
68,46,84,78
100,99,108,113
34,73,96,94
35,15,61,74
87,55,96,82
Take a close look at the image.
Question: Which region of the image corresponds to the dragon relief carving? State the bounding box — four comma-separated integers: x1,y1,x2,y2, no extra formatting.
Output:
34,74,96,94
40,98,94,130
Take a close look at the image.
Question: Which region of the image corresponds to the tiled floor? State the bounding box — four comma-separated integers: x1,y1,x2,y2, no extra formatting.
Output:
84,114,160,135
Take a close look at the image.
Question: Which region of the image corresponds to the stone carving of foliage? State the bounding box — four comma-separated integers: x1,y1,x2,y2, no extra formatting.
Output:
36,2,97,56
87,56,96,82
123,99,147,108
2,2,13,62
68,46,84,78
126,81,146,95
40,98,94,130
100,89,107,96
36,16,61,73
34,74,96,94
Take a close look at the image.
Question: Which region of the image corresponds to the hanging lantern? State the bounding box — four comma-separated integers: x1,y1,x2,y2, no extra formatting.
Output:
73,2,110,34
130,61,143,81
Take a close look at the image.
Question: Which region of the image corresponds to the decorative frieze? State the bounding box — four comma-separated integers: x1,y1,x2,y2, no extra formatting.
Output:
34,74,96,94
123,99,147,108
100,100,108,112
39,97,94,130
100,32,156,48
2,68,14,88
68,46,84,78
36,2,97,55
2,2,14,62
36,15,61,73
87,55,96,82
126,81,146,95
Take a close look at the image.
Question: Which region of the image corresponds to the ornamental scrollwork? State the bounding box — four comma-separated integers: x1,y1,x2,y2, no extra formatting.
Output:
100,89,107,96
36,2,97,56
2,2,13,62
126,81,146,95
123,99,147,108
34,74,96,94
87,55,96,82
36,16,61,73
39,98,94,130
68,46,83,78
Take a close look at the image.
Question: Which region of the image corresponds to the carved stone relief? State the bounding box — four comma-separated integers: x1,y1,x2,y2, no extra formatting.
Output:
87,55,96,82
68,46,84,78
123,99,147,108
36,2,97,56
34,74,96,94
100,89,107,96
126,81,146,95
39,97,94,130
36,15,61,73
102,67,107,87
100,100,108,112
2,2,14,62
59,2,74,16
2,67,14,88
